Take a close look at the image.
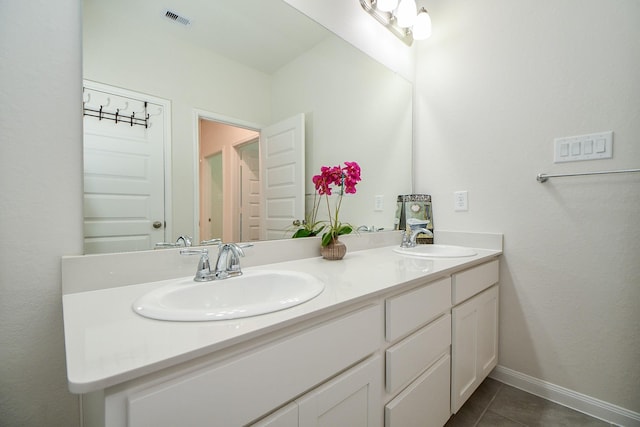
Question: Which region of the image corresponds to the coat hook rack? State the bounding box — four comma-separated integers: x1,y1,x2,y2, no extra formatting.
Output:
83,100,149,128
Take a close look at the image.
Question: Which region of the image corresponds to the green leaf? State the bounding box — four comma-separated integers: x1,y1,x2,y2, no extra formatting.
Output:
321,232,333,247
337,224,353,236
292,229,312,238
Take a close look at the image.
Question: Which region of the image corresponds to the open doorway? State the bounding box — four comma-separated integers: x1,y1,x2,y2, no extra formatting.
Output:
196,111,305,243
198,118,260,243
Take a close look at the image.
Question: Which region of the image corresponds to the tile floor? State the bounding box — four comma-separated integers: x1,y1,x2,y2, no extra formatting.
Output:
445,378,616,427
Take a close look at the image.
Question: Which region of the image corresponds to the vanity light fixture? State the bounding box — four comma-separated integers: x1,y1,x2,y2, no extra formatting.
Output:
394,0,417,28
412,8,432,40
359,0,432,46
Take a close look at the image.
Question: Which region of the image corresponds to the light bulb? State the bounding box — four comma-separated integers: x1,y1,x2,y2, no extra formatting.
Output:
412,8,432,40
376,0,399,13
394,0,417,28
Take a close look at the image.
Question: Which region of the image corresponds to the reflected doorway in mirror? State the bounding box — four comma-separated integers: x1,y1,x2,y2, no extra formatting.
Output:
196,112,305,243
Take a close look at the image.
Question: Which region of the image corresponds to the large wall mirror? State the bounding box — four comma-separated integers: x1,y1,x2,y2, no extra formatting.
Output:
82,0,413,254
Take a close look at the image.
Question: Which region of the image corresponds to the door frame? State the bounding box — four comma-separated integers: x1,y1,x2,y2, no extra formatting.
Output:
193,109,263,242
82,79,173,244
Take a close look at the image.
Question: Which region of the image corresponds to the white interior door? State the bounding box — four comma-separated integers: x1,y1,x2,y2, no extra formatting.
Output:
260,114,305,240
239,141,260,241
83,85,166,254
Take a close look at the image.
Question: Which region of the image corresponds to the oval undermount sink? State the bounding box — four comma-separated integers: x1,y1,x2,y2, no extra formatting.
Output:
393,244,477,258
132,270,325,321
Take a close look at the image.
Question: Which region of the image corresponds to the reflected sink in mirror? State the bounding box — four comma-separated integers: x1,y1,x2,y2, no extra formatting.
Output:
393,244,477,258
133,270,325,321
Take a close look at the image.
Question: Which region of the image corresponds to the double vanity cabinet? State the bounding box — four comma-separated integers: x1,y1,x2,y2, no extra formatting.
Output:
63,238,501,427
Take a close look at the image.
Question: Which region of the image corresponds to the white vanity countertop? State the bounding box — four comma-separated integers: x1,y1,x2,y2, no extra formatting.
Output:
63,243,501,393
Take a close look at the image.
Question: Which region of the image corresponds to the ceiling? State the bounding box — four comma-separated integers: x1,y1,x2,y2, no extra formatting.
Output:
104,0,332,74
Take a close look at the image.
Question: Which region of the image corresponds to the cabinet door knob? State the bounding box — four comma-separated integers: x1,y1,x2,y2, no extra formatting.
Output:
152,221,163,229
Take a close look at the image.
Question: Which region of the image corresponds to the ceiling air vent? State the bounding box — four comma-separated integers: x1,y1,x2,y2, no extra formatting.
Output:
163,9,191,26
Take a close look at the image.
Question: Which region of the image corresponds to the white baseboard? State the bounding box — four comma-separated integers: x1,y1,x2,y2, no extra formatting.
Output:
489,365,640,427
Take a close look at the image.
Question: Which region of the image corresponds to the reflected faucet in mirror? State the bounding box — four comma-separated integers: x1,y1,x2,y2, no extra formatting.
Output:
357,225,385,233
155,235,193,249
155,236,222,249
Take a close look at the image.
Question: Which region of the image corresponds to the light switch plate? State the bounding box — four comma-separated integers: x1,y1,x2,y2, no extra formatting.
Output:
554,131,613,163
454,191,468,212
374,195,384,212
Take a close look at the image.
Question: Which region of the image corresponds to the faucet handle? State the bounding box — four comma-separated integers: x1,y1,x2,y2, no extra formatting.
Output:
180,248,207,256
155,242,177,249
180,248,213,282
200,238,222,246
400,229,412,248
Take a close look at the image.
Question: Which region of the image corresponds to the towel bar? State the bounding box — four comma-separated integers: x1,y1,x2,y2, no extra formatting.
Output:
536,168,640,183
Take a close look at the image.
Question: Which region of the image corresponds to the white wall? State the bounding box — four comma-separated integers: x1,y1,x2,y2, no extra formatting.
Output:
415,0,640,415
0,0,83,425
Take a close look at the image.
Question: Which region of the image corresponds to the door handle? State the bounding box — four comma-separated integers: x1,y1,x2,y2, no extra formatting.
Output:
152,221,163,229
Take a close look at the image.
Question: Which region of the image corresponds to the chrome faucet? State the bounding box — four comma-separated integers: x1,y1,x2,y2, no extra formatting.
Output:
176,235,193,247
213,243,247,279
155,235,193,249
400,227,433,248
180,243,253,281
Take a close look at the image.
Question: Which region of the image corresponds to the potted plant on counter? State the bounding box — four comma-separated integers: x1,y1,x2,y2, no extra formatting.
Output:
312,161,361,260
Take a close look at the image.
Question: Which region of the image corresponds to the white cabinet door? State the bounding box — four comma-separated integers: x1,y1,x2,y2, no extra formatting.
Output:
451,285,499,413
252,402,299,427
385,353,451,427
297,356,382,427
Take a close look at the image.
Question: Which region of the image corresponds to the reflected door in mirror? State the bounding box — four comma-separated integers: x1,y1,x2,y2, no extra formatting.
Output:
83,84,167,254
260,114,305,240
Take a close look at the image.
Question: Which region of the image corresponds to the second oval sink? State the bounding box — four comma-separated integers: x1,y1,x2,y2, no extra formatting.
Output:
133,270,325,321
393,244,477,258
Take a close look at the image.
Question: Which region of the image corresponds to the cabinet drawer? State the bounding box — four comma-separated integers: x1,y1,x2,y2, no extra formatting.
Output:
385,313,451,394
385,277,451,342
452,259,499,305
126,305,382,427
385,354,451,427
